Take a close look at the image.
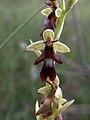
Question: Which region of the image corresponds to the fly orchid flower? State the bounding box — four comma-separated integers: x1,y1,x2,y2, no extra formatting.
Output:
26,29,70,82
41,0,62,18
36,86,58,119
36,84,74,119
40,0,62,37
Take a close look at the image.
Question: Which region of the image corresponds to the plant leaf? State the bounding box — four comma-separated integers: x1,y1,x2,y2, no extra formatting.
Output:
55,75,60,86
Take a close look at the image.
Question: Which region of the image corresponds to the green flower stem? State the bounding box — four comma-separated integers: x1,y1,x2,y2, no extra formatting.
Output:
54,12,66,40
61,0,65,10
54,0,78,40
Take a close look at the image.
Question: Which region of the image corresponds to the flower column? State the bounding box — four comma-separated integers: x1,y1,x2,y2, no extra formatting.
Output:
26,0,78,120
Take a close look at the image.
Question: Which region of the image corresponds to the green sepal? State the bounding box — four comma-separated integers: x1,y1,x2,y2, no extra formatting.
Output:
55,8,62,18
27,39,42,56
41,8,52,16
53,41,70,53
61,98,67,104
35,101,44,120
46,75,60,86
43,29,54,41
55,87,62,99
38,86,52,95
35,101,39,113
55,75,60,86
26,40,45,51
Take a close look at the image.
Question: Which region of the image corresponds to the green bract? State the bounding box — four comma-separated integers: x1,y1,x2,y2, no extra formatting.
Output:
52,100,74,118
26,29,70,53
65,0,78,13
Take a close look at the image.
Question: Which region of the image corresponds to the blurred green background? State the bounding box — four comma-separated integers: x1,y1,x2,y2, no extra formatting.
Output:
0,0,90,120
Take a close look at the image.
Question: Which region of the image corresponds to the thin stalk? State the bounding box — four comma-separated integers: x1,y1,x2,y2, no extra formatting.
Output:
61,0,65,11
54,12,66,40
0,5,44,49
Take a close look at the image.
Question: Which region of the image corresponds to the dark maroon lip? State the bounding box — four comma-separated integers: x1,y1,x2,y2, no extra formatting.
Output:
40,59,56,82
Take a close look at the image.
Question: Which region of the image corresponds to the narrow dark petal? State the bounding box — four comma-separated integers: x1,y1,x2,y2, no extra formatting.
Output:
34,51,45,65
53,54,63,64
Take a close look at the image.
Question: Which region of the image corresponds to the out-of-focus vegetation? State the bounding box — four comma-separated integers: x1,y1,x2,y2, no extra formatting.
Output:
0,0,90,120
